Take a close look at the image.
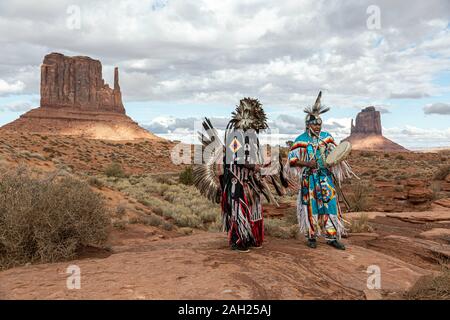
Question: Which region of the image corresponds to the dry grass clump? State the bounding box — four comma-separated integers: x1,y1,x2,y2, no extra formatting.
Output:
103,174,221,229
348,180,373,212
405,266,450,300
348,213,373,233
360,151,374,158
104,162,126,178
88,176,104,188
0,168,110,270
19,150,47,161
433,164,450,181
264,218,298,239
130,214,165,227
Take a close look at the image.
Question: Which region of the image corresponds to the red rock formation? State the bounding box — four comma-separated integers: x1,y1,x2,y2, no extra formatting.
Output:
350,106,382,135
407,188,433,205
2,53,159,141
343,106,408,152
40,53,125,113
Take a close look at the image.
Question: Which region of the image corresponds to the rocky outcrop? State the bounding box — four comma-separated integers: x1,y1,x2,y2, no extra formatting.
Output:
2,53,159,141
407,188,433,205
350,106,382,135
41,53,125,113
343,106,408,152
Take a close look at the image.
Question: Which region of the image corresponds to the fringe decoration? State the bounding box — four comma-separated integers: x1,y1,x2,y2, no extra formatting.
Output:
330,160,359,186
296,188,311,236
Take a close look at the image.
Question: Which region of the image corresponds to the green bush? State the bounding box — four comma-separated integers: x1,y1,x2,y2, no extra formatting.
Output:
179,166,194,185
0,169,110,270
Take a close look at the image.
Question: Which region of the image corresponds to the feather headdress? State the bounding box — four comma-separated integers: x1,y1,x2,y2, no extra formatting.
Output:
304,91,330,125
229,97,268,131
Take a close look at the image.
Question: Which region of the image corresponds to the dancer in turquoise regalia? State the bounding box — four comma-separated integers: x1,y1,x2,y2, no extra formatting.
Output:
288,92,354,250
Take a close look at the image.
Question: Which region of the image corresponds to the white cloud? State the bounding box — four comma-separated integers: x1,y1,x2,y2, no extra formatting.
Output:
0,0,448,106
384,126,450,149
423,102,450,115
0,0,449,148
0,79,25,96
0,100,37,112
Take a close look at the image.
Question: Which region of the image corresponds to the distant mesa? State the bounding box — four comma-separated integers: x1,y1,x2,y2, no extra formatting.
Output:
343,106,408,152
1,52,159,141
350,106,382,135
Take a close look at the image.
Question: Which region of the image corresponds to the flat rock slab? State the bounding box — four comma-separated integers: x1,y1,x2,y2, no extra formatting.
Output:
384,235,450,260
385,211,450,223
420,228,450,240
433,198,450,209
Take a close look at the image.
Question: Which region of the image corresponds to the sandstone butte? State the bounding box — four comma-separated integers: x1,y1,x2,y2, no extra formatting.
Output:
343,106,408,152
1,53,160,141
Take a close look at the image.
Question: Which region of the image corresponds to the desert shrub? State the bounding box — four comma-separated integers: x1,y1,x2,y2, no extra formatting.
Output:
405,266,450,300
433,164,450,181
138,198,151,207
19,150,46,161
360,151,374,158
430,181,443,200
179,166,194,185
162,221,174,231
140,214,164,227
172,212,202,228
178,227,193,235
285,207,299,225
395,154,405,160
264,218,298,239
104,162,126,178
112,221,127,230
103,174,221,230
88,176,104,188
396,174,408,180
199,210,218,223
0,169,110,270
115,203,127,217
348,213,373,233
155,175,175,185
348,180,373,211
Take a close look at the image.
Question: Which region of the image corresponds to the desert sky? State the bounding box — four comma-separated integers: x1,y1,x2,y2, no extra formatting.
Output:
0,0,449,149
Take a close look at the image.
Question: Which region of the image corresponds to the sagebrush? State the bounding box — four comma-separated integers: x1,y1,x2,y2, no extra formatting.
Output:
0,168,110,270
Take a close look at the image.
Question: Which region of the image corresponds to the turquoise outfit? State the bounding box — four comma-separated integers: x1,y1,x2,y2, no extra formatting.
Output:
288,130,344,239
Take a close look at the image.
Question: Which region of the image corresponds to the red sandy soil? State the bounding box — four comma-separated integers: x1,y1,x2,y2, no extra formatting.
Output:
0,202,448,300
0,130,180,175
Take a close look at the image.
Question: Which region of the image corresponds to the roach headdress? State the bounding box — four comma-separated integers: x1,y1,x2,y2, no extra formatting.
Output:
304,91,330,126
